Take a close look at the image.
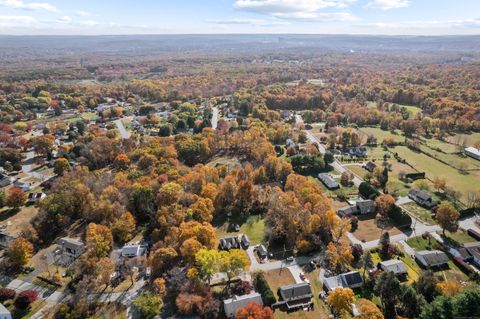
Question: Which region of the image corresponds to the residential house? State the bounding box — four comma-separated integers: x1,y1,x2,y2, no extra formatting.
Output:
318,173,340,190
408,189,437,209
348,147,367,158
323,271,363,292
363,161,377,172
0,230,15,248
286,139,297,149
219,236,241,251
0,303,12,319
0,174,11,188
337,200,376,217
57,237,86,258
223,292,263,318
465,147,480,161
273,282,313,311
219,234,250,250
379,259,408,278
415,250,449,268
121,244,147,258
458,242,480,267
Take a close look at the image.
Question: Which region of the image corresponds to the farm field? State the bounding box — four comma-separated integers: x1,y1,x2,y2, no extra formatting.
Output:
446,132,480,148
419,144,480,170
358,127,405,143
392,146,480,202
422,137,460,154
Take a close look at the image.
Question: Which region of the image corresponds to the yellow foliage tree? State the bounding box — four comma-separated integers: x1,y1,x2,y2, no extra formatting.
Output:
327,287,355,315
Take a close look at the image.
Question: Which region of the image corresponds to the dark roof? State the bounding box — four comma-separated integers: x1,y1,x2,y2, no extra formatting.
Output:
356,200,376,214
364,162,376,171
279,282,312,301
341,271,362,287
318,173,340,189
257,245,267,257
219,236,240,250
461,242,480,260
415,250,449,267
337,206,358,217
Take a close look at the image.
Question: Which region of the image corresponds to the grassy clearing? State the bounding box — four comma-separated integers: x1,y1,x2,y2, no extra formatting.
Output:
392,146,480,202
423,137,460,154
419,144,480,170
446,132,480,148
406,236,438,251
215,215,266,245
359,127,405,143
401,202,435,225
395,104,422,116
439,229,476,247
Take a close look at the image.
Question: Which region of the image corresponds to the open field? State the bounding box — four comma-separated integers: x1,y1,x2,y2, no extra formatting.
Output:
392,146,480,202
423,137,460,154
446,132,480,148
419,144,480,170
358,127,405,143
353,215,402,242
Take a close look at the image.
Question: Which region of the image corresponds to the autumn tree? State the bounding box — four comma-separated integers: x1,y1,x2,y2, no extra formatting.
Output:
195,249,219,284
95,257,115,289
236,302,274,319
375,194,396,218
149,247,178,277
86,223,113,258
218,249,249,288
31,134,54,157
112,211,136,243
433,177,446,193
53,158,71,176
355,298,384,319
327,287,355,315
134,292,163,319
8,238,34,268
114,153,130,170
6,187,26,209
435,202,460,235
437,280,462,297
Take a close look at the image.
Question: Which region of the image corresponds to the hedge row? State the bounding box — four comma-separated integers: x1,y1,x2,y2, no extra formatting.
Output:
254,273,276,306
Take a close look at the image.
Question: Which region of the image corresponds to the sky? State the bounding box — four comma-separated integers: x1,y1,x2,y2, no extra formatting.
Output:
0,0,480,35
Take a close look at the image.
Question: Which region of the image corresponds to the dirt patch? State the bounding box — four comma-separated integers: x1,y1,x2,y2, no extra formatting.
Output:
353,215,402,242
0,205,39,237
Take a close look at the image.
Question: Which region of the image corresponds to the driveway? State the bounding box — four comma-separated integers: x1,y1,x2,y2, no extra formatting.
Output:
114,118,130,139
287,265,305,284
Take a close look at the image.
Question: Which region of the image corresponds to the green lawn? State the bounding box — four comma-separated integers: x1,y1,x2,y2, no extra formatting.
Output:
439,229,476,247
394,104,422,116
215,215,266,245
418,144,480,170
423,137,460,154
392,146,480,202
407,236,438,251
401,202,436,225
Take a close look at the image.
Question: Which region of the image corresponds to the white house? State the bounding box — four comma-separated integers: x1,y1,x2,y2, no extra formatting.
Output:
465,147,480,161
121,244,146,258
223,292,263,318
0,302,12,319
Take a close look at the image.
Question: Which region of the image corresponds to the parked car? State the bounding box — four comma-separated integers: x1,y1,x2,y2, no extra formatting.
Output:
286,256,294,263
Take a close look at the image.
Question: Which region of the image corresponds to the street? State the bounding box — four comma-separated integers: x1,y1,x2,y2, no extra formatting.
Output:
114,118,130,139
211,106,219,130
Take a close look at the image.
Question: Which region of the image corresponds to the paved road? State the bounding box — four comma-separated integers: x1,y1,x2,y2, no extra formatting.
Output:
114,118,130,139
211,106,219,130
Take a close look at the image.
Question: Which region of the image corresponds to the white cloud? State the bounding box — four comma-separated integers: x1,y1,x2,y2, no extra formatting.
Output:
207,18,290,26
234,0,357,22
80,20,99,26
55,16,71,23
76,10,92,17
0,15,36,26
366,0,410,10
0,0,59,12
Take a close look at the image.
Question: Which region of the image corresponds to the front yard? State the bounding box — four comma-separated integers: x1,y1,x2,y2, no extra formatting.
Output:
401,202,435,225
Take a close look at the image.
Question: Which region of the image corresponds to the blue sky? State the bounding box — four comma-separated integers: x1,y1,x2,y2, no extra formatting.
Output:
0,0,479,35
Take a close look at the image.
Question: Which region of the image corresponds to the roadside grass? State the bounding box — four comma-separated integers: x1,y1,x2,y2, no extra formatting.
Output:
392,146,480,202
401,202,435,225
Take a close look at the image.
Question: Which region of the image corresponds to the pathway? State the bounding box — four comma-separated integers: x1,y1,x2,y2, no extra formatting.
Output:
114,118,130,139
211,106,219,130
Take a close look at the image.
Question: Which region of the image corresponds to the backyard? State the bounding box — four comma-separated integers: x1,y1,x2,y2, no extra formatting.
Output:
401,202,435,225
352,215,402,242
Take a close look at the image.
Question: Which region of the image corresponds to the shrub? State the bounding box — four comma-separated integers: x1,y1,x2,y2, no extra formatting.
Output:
0,287,15,302
15,290,38,310
253,273,276,306
232,280,253,296
359,182,380,200
387,205,412,227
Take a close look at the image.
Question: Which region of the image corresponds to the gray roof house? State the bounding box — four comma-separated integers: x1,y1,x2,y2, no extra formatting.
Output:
219,236,241,251
338,200,376,217
0,174,11,188
121,244,147,258
323,271,363,292
318,173,340,190
223,292,263,318
57,237,85,258
363,161,377,172
273,282,313,311
379,259,408,277
0,303,12,319
408,189,437,209
415,250,449,268
459,242,480,267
